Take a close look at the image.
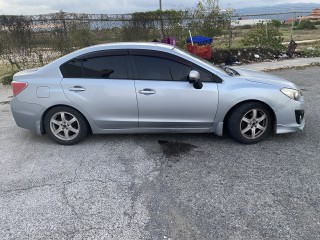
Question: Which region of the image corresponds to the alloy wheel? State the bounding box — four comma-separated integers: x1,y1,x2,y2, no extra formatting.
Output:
50,111,80,141
240,109,268,139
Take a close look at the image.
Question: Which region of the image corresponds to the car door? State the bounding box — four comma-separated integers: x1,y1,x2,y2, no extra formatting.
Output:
130,50,219,129
60,50,138,129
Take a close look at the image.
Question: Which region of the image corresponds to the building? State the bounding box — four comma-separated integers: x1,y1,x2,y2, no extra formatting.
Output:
299,8,320,22
283,18,294,25
231,19,271,27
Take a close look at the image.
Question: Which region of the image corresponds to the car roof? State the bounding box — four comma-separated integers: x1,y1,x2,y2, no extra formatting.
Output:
41,42,174,70
91,42,175,50
74,42,175,55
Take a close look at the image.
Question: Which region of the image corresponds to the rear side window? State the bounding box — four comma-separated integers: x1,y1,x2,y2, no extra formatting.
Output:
60,55,128,79
133,56,191,81
60,60,83,78
82,56,127,79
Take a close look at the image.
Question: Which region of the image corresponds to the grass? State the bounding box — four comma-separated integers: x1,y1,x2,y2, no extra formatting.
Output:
211,26,320,51
281,27,320,42
298,41,320,57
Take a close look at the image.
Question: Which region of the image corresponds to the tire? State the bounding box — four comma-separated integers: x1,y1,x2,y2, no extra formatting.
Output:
44,106,89,145
227,102,273,144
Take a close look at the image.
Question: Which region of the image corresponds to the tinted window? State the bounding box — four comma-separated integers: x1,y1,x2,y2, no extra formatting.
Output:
192,65,213,82
60,60,83,78
134,56,191,81
82,56,127,79
60,55,128,79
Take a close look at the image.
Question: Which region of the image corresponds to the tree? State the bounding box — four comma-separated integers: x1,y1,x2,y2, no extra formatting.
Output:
188,0,229,37
0,15,33,70
50,12,94,55
270,19,282,28
122,10,186,43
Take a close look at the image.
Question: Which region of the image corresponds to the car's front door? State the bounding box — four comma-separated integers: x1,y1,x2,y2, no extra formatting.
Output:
130,50,219,129
60,50,138,129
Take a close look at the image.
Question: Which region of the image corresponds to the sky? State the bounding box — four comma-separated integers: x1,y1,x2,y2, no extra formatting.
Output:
0,0,319,15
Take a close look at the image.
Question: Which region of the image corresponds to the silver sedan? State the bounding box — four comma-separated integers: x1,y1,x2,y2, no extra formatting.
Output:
10,43,305,145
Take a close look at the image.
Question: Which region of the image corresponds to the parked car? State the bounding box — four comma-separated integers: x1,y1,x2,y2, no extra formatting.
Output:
10,42,305,145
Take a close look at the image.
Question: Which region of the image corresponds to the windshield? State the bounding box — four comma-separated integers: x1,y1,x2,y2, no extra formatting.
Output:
173,47,229,76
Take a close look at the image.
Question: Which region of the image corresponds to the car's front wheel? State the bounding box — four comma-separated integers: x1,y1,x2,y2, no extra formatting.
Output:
44,106,89,145
227,102,273,144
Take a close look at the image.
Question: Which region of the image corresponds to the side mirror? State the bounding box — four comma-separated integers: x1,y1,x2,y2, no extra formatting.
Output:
193,80,203,89
188,70,200,83
188,70,203,89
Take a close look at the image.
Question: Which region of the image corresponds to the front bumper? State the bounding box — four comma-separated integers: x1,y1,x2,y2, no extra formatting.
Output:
275,97,305,134
10,98,46,135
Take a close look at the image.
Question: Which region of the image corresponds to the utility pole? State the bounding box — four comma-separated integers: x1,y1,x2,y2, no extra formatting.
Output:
290,9,296,41
159,0,164,39
227,8,233,64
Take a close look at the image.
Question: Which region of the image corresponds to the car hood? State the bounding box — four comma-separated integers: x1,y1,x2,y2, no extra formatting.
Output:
230,67,297,89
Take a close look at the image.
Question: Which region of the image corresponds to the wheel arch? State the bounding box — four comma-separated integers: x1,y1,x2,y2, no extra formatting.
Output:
222,100,277,135
40,104,92,134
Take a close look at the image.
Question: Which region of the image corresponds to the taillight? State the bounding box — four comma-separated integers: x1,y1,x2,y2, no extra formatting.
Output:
11,81,28,96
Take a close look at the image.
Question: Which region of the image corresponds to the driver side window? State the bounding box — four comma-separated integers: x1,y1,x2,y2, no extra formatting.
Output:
133,55,191,81
192,65,213,82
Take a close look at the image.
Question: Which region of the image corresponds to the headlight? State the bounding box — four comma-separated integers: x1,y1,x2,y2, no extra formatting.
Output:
281,88,302,101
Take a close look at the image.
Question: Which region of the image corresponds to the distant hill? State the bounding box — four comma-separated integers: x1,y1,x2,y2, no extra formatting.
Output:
233,3,320,20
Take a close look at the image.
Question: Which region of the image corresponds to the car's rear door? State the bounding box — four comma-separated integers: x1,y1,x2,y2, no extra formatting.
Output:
60,50,138,129
130,50,219,129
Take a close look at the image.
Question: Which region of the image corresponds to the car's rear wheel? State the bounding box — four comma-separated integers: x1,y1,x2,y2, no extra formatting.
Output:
228,102,273,144
44,106,89,145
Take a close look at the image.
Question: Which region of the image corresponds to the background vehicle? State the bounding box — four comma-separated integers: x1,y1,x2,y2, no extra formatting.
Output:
10,43,305,145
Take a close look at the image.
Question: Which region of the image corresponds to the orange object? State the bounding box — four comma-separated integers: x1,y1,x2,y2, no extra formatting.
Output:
187,44,212,59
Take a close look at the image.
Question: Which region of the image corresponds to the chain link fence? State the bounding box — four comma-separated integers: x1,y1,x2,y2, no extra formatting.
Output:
0,9,318,78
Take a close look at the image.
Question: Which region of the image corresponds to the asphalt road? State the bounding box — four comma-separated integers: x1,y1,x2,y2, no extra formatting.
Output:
0,66,319,240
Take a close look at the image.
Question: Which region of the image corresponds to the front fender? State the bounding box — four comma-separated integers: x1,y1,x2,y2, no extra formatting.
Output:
214,81,290,126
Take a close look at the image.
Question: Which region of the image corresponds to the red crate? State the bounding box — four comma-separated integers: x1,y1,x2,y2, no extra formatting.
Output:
187,44,212,59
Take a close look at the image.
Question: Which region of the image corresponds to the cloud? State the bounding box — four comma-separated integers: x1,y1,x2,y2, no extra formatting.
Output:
0,0,319,15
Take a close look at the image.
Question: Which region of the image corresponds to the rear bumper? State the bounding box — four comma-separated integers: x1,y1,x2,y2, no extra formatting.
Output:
10,98,45,135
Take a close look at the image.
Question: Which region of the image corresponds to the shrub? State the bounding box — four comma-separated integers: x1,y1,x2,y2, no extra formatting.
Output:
237,25,253,29
1,72,15,85
270,19,282,28
296,20,316,30
242,23,284,51
301,47,320,57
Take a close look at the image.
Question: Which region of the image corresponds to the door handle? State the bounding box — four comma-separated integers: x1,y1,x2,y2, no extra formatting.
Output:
138,88,156,95
68,86,86,92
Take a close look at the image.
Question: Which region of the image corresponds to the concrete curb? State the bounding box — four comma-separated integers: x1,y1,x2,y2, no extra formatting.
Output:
241,57,320,72
0,101,10,105
263,62,320,72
